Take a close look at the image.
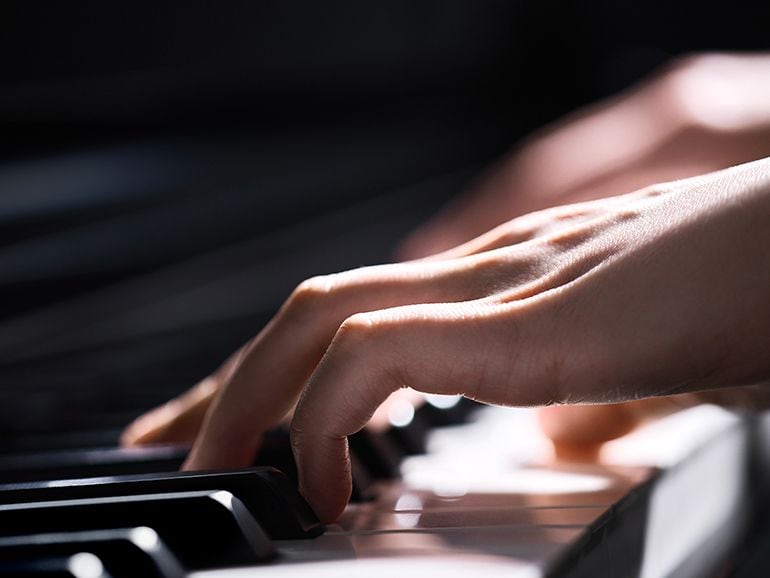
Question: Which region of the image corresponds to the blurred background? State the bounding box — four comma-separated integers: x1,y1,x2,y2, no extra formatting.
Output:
0,0,769,446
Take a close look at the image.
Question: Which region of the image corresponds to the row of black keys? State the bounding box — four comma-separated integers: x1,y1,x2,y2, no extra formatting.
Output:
0,468,316,577
0,398,478,577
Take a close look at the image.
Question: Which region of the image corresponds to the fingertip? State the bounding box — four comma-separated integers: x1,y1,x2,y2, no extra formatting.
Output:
300,479,351,524
119,406,174,447
180,457,197,472
537,404,640,446
294,434,353,524
183,427,262,472
550,440,603,463
121,378,220,448
119,425,146,448
180,441,205,471
119,425,142,448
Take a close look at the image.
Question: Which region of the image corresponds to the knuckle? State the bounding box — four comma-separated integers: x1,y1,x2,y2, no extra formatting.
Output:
336,312,378,342
295,275,335,300
636,182,675,198
286,275,337,313
499,229,529,247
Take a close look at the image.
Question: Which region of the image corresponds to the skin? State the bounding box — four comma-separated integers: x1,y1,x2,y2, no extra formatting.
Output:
396,51,770,459
122,52,770,521
124,158,770,522
122,54,770,457
398,53,770,259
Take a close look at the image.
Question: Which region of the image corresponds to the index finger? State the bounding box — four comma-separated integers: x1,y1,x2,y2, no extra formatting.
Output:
182,255,517,470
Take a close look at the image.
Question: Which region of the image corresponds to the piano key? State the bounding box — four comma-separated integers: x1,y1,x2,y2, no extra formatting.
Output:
0,491,275,569
0,446,187,484
0,426,303,487
0,528,183,578
347,429,401,480
251,428,368,503
385,412,430,456
0,468,322,540
251,429,298,483
380,396,481,457
0,552,113,578
419,397,480,428
334,525,586,564
335,505,607,533
0,431,123,456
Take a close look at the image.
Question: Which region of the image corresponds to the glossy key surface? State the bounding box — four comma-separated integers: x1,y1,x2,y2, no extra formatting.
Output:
0,527,183,578
0,468,322,540
0,447,186,485
0,552,114,577
0,490,274,569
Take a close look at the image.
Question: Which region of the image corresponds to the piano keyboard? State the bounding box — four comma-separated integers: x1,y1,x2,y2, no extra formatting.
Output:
0,395,762,577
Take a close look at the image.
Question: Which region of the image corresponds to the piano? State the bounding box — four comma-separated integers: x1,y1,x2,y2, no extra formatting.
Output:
3,4,770,574
0,388,767,577
1,134,770,578
1,122,770,577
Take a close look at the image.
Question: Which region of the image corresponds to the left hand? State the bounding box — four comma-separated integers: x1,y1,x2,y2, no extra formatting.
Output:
399,53,770,260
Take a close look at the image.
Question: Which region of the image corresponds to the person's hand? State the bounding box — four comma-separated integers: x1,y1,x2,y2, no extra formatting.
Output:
411,51,770,459
537,399,686,462
539,381,770,462
123,157,770,522
405,51,770,463
399,53,770,260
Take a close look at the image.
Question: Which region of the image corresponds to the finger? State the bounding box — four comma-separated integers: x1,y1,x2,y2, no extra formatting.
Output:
416,208,589,262
182,254,546,471
290,300,558,522
421,188,663,261
396,153,527,259
398,69,683,261
537,399,684,463
120,345,246,447
120,376,219,447
539,398,683,446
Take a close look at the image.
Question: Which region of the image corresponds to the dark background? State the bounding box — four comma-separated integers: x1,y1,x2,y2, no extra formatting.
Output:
0,0,768,442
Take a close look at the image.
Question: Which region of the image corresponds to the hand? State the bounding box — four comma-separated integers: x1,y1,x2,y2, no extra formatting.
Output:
124,157,770,522
401,51,770,460
539,381,770,462
538,399,685,462
399,53,770,260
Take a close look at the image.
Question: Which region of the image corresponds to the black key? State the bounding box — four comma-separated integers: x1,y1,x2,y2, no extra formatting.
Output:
0,467,321,540
0,553,113,577
252,429,298,483
385,410,430,455
418,397,480,427
0,447,186,484
0,491,274,569
252,429,367,504
383,398,481,456
348,429,402,480
0,528,182,578
0,430,123,455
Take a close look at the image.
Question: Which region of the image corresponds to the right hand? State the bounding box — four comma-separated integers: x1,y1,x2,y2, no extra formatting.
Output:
117,158,770,523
